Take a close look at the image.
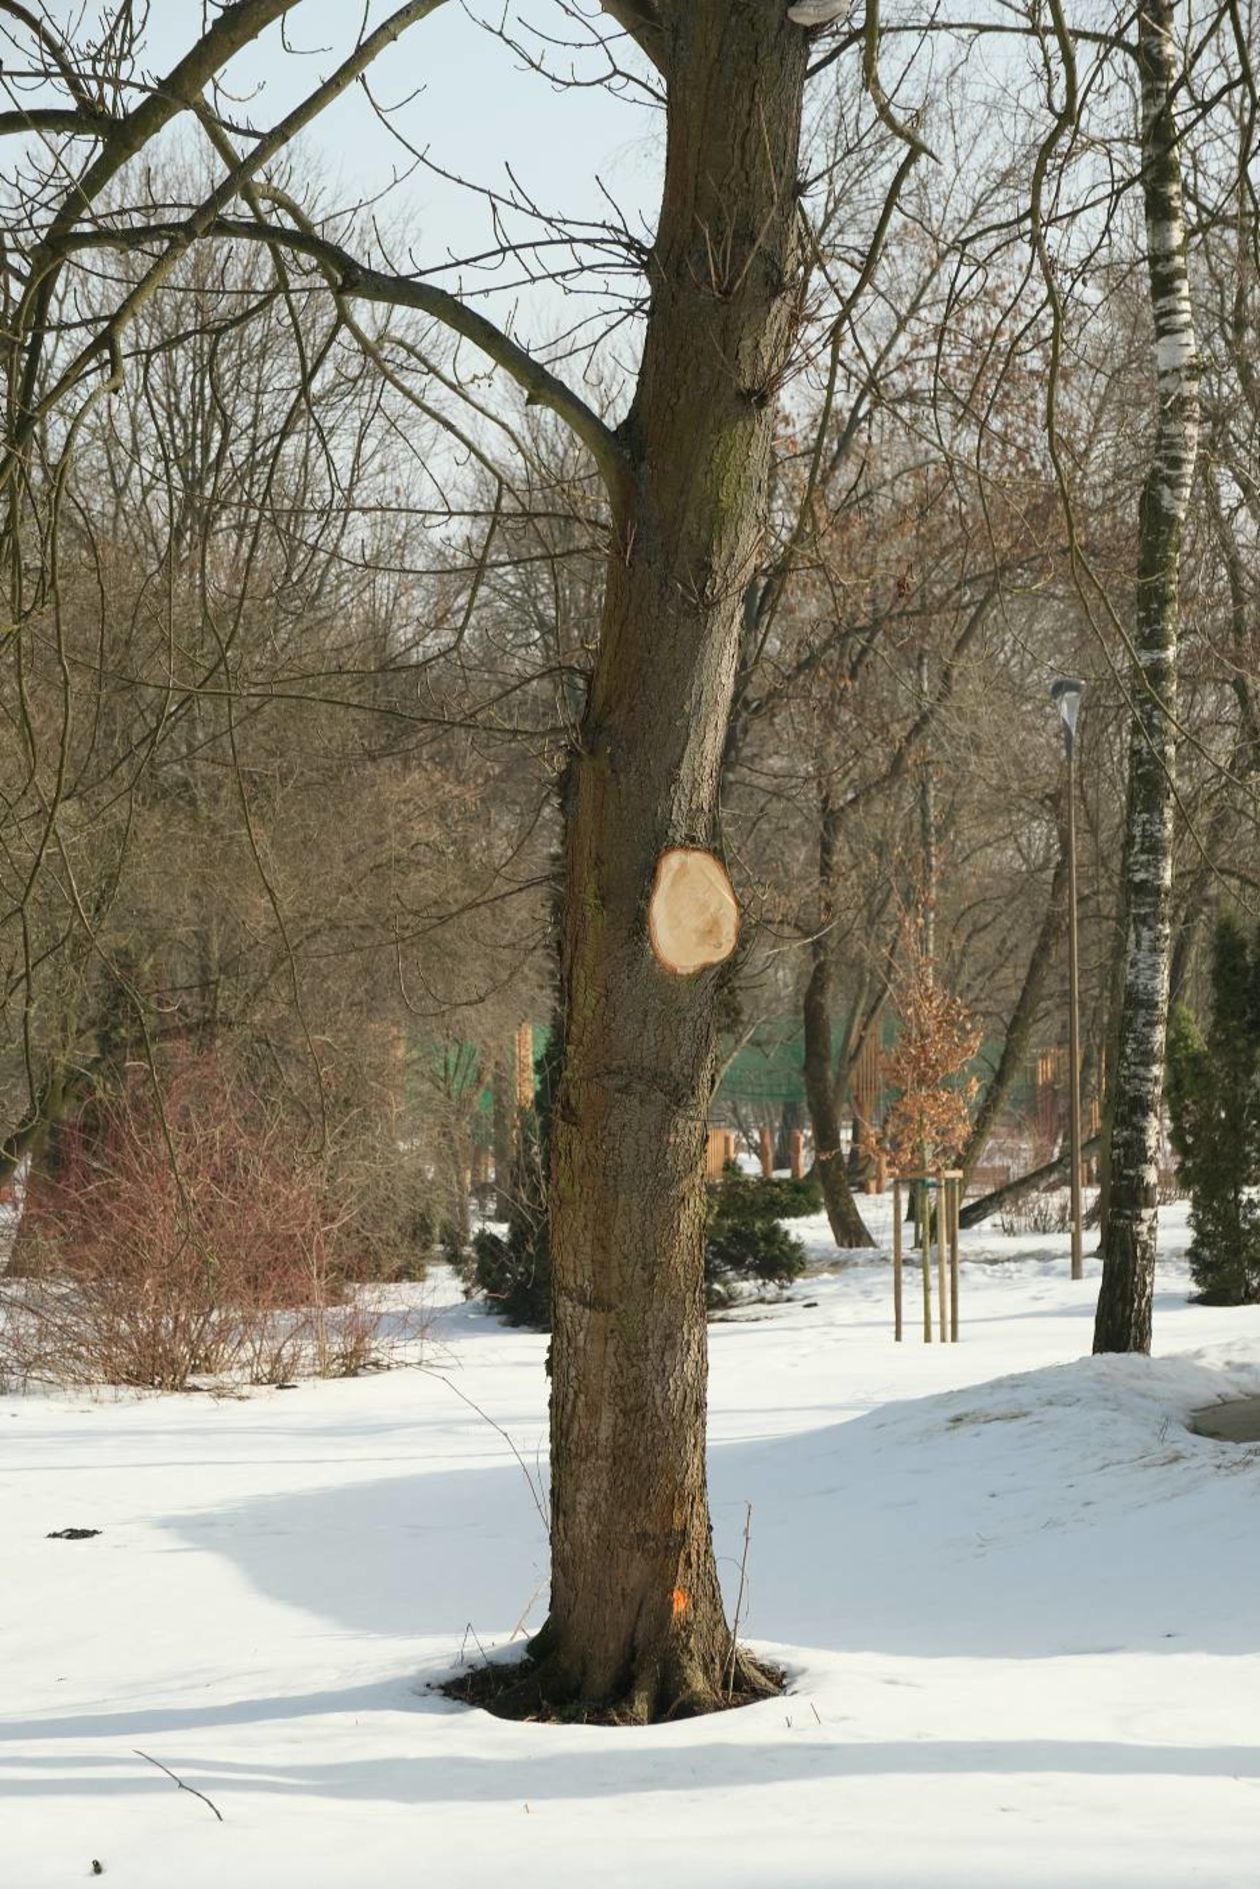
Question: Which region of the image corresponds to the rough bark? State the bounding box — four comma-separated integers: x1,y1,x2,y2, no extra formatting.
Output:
530,4,809,1720
802,791,875,1248
1094,0,1199,1354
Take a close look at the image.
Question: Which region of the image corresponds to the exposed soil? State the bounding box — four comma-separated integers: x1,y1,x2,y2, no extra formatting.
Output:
442,1649,786,1726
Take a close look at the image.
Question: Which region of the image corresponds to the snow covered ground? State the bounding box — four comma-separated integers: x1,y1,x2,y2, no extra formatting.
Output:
4,1199,1259,1887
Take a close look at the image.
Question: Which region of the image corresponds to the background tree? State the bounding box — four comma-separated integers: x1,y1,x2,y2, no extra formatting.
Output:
1167,917,1260,1306
1093,0,1202,1353
7,0,1260,1722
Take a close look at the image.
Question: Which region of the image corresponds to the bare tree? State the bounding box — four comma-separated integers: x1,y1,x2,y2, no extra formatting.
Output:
8,0,1256,1718
1093,0,1201,1353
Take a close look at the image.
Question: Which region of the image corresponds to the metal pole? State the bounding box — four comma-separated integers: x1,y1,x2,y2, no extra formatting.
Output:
1066,740,1084,1280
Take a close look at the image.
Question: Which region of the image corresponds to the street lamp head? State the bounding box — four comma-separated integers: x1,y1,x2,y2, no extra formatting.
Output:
1050,676,1085,755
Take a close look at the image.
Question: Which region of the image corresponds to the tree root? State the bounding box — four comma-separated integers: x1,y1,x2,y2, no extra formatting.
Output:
442,1637,784,1726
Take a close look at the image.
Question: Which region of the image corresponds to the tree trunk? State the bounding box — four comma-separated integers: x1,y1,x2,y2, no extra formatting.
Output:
773,1098,804,1171
1089,870,1130,1232
960,835,1069,1188
801,791,874,1246
803,947,875,1247
444,1118,471,1249
1094,0,1199,1354
959,1133,1102,1229
531,4,808,1720
491,1054,515,1222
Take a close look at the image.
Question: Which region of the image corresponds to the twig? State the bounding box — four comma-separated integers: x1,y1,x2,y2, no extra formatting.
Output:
421,1368,548,1532
132,1750,223,1822
725,1502,754,1696
459,1620,491,1667
510,1581,546,1641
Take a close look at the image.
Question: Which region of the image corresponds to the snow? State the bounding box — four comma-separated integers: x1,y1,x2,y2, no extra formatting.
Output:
4,1199,1260,1887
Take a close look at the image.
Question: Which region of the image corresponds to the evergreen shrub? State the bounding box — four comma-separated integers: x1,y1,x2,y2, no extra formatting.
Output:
1167,915,1260,1305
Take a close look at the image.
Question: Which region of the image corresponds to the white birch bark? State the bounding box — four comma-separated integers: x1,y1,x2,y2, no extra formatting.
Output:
1094,0,1200,1352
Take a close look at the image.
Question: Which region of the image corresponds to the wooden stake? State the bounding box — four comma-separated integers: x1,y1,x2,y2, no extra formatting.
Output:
949,1174,960,1342
937,1168,948,1344
920,1186,932,1342
759,1126,773,1178
892,1178,903,1342
789,1129,804,1180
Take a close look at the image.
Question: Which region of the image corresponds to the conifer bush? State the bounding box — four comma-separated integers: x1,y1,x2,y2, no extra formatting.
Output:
464,1152,807,1327
466,1029,558,1329
704,1164,807,1307
761,1171,824,1217
1167,915,1260,1305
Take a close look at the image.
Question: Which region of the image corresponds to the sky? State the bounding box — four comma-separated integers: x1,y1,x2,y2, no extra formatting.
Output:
131,1,664,348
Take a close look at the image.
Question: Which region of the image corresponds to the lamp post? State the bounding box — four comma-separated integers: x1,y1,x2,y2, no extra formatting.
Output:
1051,677,1085,1280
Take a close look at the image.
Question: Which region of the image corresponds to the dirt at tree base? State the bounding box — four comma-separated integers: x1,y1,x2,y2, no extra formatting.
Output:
1189,1396,1260,1443
441,1647,785,1727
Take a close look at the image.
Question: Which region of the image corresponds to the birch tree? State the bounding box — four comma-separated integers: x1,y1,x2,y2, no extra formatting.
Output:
1093,0,1200,1354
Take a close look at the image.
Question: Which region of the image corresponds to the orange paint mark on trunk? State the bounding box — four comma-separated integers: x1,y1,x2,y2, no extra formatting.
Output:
670,1587,689,1618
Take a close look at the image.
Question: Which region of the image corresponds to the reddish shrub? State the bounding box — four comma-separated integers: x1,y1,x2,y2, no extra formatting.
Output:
1,1052,425,1389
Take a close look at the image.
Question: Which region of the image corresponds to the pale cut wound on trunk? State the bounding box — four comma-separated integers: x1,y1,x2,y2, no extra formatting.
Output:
648,848,739,975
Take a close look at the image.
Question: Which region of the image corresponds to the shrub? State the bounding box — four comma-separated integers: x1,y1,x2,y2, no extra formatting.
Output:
760,1172,824,1218
326,1154,435,1284
1167,918,1260,1305
460,1144,808,1327
469,1218,550,1329
705,1165,807,1307
999,1190,1071,1237
0,1052,427,1389
459,1023,558,1330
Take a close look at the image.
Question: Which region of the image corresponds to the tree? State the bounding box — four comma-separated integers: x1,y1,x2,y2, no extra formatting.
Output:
880,925,981,1183
15,0,1254,1720
801,787,876,1246
1094,0,1201,1353
1166,918,1260,1305
0,0,907,1722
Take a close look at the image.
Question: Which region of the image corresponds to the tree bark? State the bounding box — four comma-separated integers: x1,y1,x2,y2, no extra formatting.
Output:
1168,479,1260,1003
443,1118,471,1249
532,3,809,1719
1094,0,1199,1354
491,1055,515,1222
802,790,875,1248
959,1133,1102,1229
